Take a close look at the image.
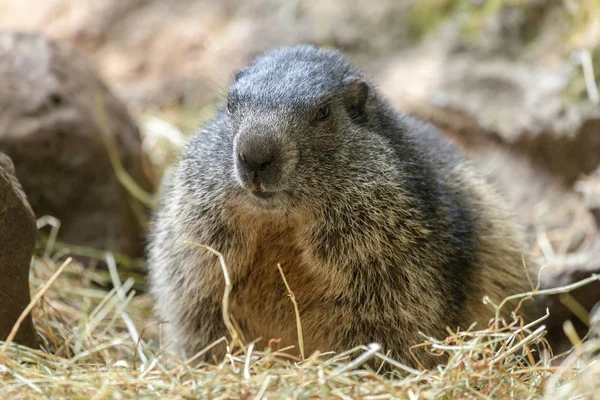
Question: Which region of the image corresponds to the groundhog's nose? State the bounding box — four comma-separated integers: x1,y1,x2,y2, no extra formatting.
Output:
234,135,280,191
238,148,274,174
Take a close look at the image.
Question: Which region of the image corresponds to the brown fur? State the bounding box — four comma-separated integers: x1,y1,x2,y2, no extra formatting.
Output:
147,46,538,369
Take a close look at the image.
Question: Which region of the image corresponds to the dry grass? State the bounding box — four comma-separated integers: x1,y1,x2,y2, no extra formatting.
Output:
0,247,599,399
2,95,599,398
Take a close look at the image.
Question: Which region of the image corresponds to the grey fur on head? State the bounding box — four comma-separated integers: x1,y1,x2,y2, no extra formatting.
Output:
148,45,537,368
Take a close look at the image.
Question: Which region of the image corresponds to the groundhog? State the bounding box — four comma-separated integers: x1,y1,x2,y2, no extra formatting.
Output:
148,45,535,369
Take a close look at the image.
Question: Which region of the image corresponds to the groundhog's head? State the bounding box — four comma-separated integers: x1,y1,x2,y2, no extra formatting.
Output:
226,45,379,211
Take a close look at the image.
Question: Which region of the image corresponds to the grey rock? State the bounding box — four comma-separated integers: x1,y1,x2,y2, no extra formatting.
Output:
0,151,38,348
540,255,600,357
0,32,153,257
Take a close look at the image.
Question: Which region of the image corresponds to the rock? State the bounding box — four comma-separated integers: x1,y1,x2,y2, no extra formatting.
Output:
591,302,600,337
406,104,598,248
540,252,600,357
576,168,600,227
0,152,38,348
380,20,600,187
0,0,417,108
374,19,600,258
0,32,153,258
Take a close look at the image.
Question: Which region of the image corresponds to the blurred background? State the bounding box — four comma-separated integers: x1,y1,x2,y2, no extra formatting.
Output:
0,1,599,346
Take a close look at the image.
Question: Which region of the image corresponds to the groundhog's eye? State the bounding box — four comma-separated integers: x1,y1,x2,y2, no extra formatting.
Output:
315,104,331,121
227,98,234,114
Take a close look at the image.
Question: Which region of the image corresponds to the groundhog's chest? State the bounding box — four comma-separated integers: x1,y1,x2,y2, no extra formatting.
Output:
228,234,332,353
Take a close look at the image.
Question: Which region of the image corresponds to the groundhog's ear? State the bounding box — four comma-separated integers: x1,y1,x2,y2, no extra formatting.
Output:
343,76,369,122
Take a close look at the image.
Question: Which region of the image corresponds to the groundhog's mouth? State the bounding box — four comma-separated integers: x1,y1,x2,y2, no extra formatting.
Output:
251,190,276,200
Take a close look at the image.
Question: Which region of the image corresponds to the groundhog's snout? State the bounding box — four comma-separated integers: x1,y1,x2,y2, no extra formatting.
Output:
233,131,285,197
